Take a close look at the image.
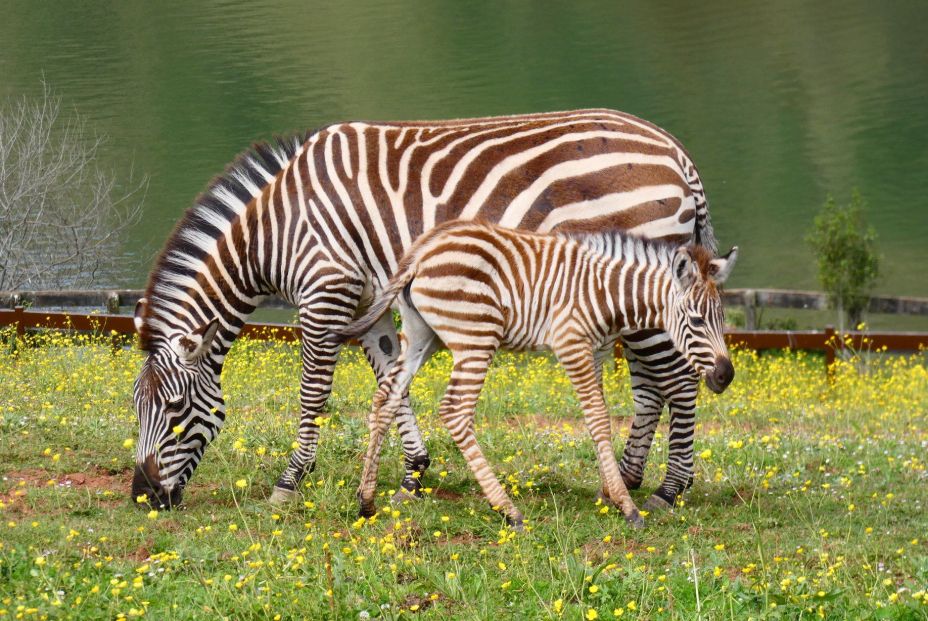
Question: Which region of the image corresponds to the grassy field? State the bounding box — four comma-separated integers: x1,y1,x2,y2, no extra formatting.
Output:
1,329,927,620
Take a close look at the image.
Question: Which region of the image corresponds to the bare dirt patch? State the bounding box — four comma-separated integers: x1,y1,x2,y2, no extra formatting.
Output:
432,487,465,501
399,592,444,613
1,466,128,512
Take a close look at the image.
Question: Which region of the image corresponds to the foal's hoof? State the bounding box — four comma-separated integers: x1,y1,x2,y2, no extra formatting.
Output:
358,503,377,519
269,486,299,505
624,508,646,530
390,486,423,504
643,494,674,513
505,515,525,532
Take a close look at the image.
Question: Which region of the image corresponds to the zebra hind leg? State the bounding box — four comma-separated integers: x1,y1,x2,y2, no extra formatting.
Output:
439,348,526,529
356,313,435,502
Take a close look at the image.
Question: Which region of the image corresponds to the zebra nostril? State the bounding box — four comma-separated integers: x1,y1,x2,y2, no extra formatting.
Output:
713,357,734,388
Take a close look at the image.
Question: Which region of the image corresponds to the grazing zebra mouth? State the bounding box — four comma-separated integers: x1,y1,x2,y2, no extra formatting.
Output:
704,356,735,394
131,457,183,509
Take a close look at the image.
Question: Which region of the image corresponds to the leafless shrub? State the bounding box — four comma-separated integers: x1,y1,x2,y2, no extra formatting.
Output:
0,83,146,291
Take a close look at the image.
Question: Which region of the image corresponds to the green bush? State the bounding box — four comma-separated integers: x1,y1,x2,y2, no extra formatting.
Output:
806,191,879,330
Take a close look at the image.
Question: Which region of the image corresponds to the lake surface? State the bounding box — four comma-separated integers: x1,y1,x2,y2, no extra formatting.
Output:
2,1,926,295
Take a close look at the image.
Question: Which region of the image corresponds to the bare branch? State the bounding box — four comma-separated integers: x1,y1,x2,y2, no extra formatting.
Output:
0,82,146,291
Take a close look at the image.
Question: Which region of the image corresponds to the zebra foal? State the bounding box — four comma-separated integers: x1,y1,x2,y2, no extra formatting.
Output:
338,221,737,528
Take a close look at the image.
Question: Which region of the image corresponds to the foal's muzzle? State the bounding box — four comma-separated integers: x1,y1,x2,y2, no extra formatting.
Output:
704,356,735,394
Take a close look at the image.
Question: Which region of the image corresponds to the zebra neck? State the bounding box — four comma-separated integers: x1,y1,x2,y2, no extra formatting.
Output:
609,260,673,332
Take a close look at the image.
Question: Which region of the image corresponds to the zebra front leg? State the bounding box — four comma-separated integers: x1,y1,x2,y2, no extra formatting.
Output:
618,333,690,491
557,340,643,529
594,340,662,491
645,380,699,511
270,301,355,504
356,313,433,501
618,384,664,490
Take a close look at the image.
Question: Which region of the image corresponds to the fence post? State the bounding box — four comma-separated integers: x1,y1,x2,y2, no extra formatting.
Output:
14,305,25,338
824,325,836,377
744,289,757,330
105,292,120,314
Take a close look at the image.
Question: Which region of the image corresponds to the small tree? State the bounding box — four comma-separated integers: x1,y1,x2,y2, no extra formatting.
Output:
806,191,879,331
0,82,146,291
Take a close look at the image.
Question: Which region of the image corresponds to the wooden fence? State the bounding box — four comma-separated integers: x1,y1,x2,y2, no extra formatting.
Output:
2,306,926,374
3,288,928,330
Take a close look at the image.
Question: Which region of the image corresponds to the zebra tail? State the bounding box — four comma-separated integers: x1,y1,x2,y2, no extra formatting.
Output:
332,275,410,343
332,219,477,343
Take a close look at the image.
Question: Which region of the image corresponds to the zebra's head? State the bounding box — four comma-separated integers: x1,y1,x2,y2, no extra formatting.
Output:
666,245,739,394
131,298,225,508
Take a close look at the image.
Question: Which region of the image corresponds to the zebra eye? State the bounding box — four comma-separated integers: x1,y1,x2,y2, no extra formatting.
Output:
165,396,184,411
691,316,706,328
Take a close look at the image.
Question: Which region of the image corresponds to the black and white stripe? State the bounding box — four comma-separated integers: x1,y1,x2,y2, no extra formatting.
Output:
131,109,721,508
338,221,737,527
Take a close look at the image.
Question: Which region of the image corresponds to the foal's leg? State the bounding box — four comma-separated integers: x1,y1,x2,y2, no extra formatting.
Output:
438,347,526,528
357,310,438,517
357,312,433,499
555,336,644,528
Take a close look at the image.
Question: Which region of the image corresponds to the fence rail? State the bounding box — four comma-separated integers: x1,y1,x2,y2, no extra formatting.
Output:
2,307,926,375
3,288,928,330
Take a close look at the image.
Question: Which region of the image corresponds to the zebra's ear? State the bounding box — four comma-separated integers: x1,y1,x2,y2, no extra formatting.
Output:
709,246,739,285
134,298,148,334
172,320,220,363
672,247,697,291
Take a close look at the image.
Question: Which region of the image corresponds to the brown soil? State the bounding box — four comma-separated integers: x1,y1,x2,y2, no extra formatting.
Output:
432,487,465,501
1,466,128,513
399,592,444,613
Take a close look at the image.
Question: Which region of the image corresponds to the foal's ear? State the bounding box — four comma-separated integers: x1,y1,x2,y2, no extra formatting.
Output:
672,247,697,291
708,247,739,285
134,298,148,333
172,320,221,363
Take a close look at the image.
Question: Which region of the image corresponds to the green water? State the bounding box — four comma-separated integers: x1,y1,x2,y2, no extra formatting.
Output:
2,1,926,296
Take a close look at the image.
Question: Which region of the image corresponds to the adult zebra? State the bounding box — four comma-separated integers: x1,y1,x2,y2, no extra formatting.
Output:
337,221,737,529
131,109,717,510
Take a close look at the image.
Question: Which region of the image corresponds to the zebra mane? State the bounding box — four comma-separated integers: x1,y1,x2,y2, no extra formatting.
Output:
560,229,716,280
138,133,309,351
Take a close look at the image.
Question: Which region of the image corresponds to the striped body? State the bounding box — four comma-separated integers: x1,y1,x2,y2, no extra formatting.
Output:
131,109,715,509
341,222,737,527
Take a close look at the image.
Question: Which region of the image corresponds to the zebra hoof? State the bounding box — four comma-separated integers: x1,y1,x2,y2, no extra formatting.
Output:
643,494,673,512
506,515,525,532
624,508,646,529
390,486,422,504
269,486,299,505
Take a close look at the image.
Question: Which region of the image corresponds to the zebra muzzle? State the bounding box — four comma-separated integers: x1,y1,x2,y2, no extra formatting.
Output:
705,356,735,394
131,456,183,509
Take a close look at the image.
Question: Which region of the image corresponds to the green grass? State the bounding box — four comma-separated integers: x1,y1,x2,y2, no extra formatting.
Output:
1,328,927,620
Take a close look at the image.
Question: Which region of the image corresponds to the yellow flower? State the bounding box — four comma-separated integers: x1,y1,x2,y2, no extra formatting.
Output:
147,510,158,520
553,599,563,615
586,609,599,620
235,479,247,489
34,556,46,567
172,425,184,435
699,449,712,460
123,438,135,449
